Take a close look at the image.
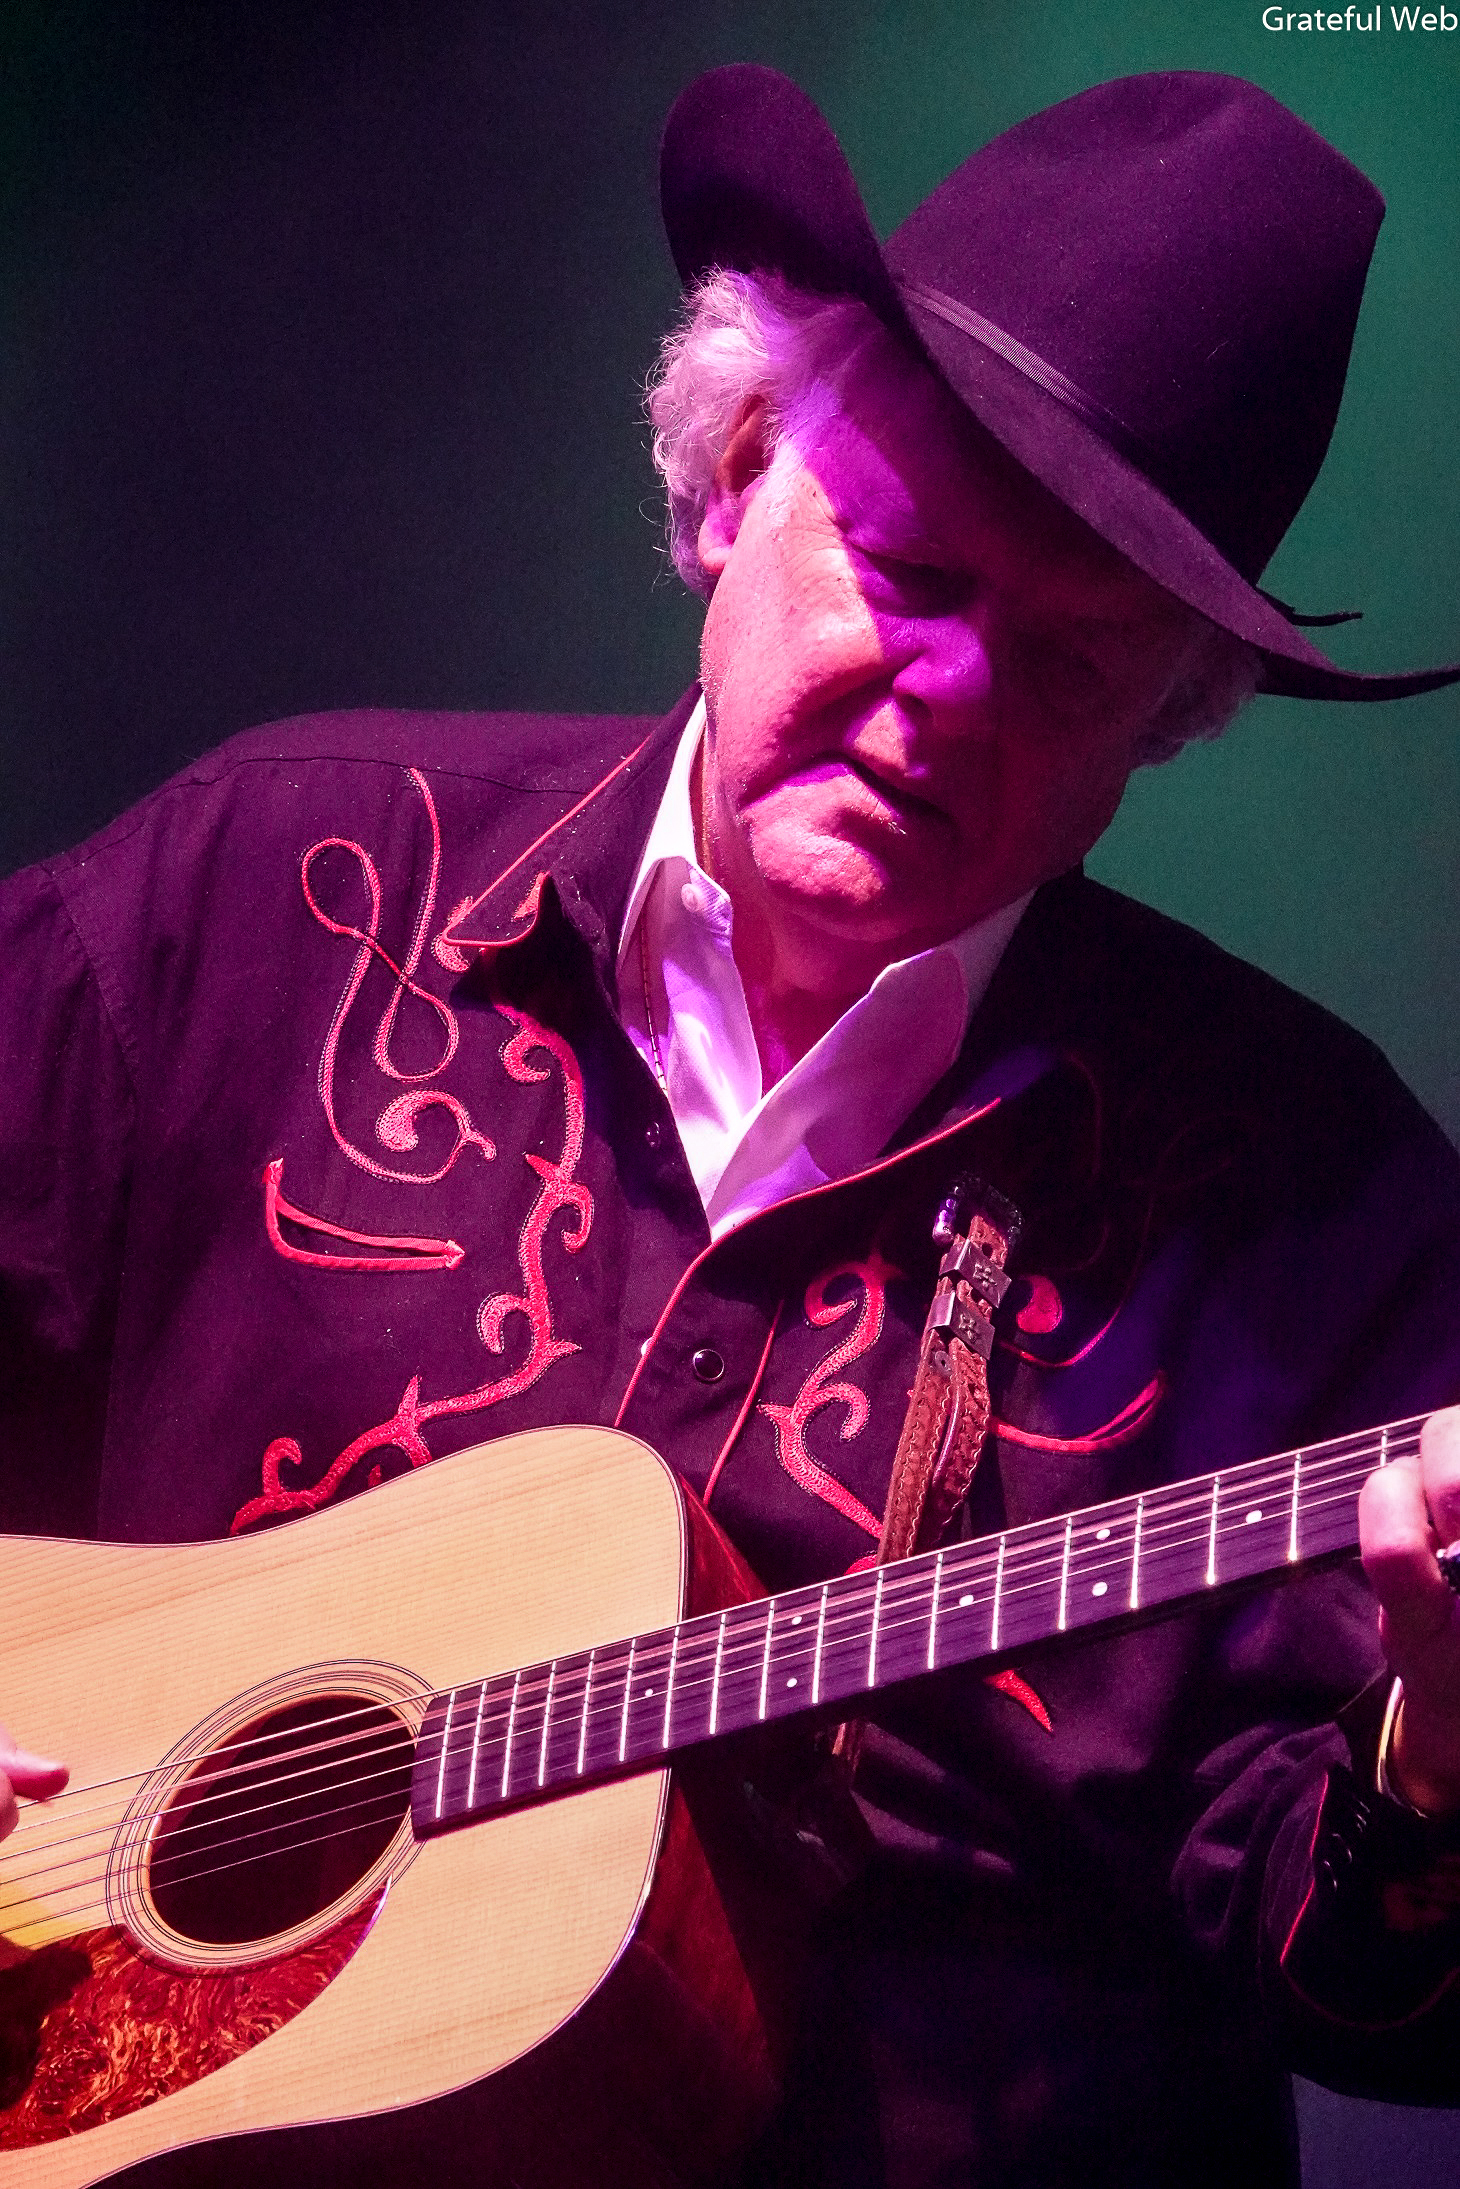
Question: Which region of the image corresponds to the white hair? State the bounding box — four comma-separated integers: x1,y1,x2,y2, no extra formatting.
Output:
644,266,1259,763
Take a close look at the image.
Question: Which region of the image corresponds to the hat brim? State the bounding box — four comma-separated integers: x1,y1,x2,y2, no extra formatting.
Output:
661,65,1460,705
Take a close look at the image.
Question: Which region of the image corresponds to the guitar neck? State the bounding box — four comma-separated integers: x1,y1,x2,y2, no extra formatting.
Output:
411,1414,1420,1839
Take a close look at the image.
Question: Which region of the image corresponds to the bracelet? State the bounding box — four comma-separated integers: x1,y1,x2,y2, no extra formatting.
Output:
1376,1676,1443,1820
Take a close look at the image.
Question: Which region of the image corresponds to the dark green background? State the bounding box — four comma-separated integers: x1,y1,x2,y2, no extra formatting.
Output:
4,0,1456,1148
2,8,1457,2179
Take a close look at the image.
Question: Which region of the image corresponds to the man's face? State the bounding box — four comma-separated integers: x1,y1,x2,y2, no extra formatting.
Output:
697,325,1200,981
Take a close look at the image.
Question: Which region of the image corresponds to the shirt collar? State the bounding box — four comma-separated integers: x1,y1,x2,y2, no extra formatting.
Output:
616,695,710,975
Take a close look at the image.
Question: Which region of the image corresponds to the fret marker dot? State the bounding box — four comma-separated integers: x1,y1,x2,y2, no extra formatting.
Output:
1096,1527,1111,1541
1245,1509,1263,1524
644,1688,654,1698
790,1614,802,1627
958,1593,974,1608
1092,1581,1108,1598
786,1676,798,1689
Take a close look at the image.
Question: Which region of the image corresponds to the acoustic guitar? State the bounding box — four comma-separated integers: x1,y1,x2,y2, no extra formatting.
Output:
0,1412,1418,2185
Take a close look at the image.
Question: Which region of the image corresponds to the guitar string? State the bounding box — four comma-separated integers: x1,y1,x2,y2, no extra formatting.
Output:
0,1801,420,1944
1,1417,1415,1899
0,1476,1407,1937
10,1412,1414,1828
0,1443,1381,1942
0,1432,1416,1885
0,1489,1392,1944
2,1428,1404,1858
0,1450,1408,1921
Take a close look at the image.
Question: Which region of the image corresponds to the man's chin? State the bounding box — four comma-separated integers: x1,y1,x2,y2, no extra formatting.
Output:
752,856,942,955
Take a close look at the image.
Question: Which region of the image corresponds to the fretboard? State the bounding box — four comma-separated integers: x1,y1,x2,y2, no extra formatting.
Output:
410,1415,1419,1840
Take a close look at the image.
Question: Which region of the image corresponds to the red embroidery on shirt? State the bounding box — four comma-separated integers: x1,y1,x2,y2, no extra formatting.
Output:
511,872,549,928
435,732,658,957
991,1371,1165,1454
432,903,476,975
262,1157,465,1271
231,1006,593,1532
983,1668,1053,1731
757,1252,900,1542
302,769,495,1185
1014,1274,1063,1334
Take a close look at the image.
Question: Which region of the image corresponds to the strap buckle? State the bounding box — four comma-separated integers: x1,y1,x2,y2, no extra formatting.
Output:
928,1275,996,1360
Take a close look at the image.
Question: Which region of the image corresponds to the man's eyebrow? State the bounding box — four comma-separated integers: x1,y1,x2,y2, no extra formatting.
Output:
833,496,955,561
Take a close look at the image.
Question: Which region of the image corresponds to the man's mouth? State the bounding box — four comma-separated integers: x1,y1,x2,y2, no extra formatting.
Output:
831,752,944,825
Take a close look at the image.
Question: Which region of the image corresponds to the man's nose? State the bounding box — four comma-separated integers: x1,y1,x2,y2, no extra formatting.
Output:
886,609,995,728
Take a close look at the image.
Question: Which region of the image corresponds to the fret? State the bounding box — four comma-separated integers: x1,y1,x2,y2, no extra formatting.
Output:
929,1540,993,1658
992,1524,1065,1650
577,1638,628,1780
539,1653,589,1787
1059,1502,1140,1633
576,1650,595,1775
536,1663,557,1788
1212,1482,1292,1586
408,1418,1415,1843
709,1612,728,1735
759,1593,822,1721
409,1688,451,1838
1205,1476,1220,1587
661,1627,680,1751
815,1571,879,1709
1126,1476,1219,1611
867,1567,885,1690
714,1600,774,1734
757,1599,776,1721
434,1688,457,1822
671,1618,720,1750
619,1629,678,1762
455,1671,515,1816
500,1669,523,1800
871,1562,935,1688
507,1662,551,1801
467,1680,488,1808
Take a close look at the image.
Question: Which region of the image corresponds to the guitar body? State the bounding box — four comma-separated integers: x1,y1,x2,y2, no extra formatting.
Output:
0,1428,791,2186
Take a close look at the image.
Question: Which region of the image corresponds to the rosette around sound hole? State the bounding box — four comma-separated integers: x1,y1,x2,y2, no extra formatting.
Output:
148,1695,414,1947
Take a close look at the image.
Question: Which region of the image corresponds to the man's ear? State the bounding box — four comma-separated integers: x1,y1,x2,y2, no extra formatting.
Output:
697,396,775,584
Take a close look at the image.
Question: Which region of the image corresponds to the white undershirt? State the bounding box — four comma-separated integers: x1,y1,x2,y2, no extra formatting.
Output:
616,701,1031,1239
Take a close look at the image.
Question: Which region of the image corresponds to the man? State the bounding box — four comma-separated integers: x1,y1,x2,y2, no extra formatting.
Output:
2,62,1459,2187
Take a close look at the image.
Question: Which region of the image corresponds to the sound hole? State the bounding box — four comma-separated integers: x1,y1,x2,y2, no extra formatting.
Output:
149,1695,413,1946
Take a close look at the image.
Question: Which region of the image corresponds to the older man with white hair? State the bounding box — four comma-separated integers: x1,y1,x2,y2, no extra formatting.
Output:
1,63,1459,2189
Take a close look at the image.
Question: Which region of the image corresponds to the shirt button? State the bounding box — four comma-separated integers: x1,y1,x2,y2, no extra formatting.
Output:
692,1347,726,1383
680,879,706,917
644,1119,663,1150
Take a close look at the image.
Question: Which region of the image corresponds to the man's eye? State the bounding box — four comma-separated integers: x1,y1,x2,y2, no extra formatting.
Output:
852,547,968,614
1003,628,1108,715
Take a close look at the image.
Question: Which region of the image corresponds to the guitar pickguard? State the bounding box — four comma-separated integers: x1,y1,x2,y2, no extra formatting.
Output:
0,1892,382,2152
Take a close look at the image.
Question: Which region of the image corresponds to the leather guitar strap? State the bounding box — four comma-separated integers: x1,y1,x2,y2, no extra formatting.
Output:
833,1180,1021,1769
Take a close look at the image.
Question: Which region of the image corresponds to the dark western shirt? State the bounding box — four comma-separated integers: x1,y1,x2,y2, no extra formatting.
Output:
3,695,1459,2186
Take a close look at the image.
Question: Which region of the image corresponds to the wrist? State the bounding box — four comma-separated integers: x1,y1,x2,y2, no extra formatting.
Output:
1379,1679,1460,1819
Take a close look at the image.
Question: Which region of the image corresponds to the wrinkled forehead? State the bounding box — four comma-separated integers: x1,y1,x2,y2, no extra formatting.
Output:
785,321,1187,625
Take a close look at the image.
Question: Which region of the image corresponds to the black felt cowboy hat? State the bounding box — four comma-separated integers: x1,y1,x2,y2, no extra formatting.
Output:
660,65,1460,702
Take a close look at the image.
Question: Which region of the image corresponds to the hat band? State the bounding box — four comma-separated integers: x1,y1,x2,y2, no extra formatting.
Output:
896,278,1160,473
